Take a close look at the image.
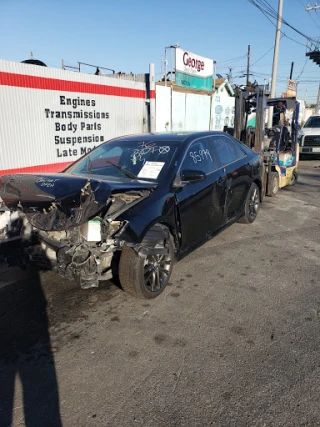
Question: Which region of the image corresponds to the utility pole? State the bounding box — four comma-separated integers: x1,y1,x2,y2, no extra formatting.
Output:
304,85,309,104
246,45,250,87
306,4,320,10
289,62,294,80
267,0,283,128
317,83,320,113
305,4,320,113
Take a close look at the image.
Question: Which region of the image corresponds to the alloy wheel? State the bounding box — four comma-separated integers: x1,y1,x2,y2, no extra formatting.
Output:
143,253,172,292
248,187,259,220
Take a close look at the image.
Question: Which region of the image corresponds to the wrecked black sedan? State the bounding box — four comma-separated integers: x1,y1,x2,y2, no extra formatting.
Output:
0,132,263,298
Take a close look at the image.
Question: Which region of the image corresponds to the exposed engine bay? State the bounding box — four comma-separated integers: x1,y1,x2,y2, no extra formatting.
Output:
35,191,148,289
0,173,153,288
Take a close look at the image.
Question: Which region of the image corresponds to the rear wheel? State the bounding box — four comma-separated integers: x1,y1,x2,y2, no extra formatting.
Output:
239,183,260,224
119,226,174,299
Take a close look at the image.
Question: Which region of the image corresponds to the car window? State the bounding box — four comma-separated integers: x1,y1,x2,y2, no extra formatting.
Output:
67,139,179,182
304,116,320,128
208,135,246,167
89,146,123,168
181,138,217,174
103,146,122,157
224,135,247,159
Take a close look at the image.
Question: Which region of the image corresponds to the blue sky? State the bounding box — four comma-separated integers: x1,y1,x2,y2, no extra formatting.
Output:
0,0,319,104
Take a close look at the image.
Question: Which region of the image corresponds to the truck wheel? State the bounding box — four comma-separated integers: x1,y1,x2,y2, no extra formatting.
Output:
239,183,260,224
119,227,174,299
268,172,279,197
289,170,298,186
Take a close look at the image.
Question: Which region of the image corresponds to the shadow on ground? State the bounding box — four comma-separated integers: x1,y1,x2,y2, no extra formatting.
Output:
0,265,63,427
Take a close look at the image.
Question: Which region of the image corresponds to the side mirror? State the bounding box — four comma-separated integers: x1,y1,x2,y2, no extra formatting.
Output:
181,170,206,183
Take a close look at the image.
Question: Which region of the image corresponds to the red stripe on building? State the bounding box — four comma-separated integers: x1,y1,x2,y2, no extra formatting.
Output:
150,89,155,99
0,161,72,176
0,72,147,98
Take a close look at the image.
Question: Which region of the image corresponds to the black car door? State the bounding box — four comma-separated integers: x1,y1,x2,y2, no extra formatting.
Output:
174,137,227,251
208,135,252,220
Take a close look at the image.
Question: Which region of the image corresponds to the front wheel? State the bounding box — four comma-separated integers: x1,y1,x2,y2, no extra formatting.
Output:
119,227,174,299
267,172,279,197
239,183,260,224
289,170,298,186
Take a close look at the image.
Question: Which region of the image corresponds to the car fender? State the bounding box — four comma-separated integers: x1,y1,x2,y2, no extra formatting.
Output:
114,191,178,248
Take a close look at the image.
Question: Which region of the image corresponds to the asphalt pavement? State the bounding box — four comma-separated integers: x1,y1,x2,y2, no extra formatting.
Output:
0,159,320,427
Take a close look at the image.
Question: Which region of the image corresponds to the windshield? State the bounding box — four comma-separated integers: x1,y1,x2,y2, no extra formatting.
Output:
304,116,320,128
67,139,179,182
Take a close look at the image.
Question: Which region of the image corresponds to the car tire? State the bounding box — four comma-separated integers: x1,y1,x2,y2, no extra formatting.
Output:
239,183,260,224
119,226,174,299
289,170,298,186
267,172,279,197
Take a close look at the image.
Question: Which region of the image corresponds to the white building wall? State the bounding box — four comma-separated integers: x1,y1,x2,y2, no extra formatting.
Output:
211,93,235,131
0,59,149,174
185,93,211,131
172,92,186,131
155,85,171,132
156,84,235,134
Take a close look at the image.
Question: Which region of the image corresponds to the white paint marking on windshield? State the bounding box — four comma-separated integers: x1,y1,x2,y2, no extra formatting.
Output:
131,142,170,162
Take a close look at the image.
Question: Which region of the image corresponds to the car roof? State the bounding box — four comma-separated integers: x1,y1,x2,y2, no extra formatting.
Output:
110,131,227,144
305,115,320,123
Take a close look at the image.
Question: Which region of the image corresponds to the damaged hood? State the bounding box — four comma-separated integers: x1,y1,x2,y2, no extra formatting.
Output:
0,173,156,231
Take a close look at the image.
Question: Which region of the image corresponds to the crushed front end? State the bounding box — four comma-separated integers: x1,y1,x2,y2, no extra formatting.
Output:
0,173,153,288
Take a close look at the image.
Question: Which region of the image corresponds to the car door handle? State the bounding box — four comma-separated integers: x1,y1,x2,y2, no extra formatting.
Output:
217,177,225,187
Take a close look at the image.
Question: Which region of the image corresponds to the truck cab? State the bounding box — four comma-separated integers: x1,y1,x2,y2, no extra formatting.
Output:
299,115,320,155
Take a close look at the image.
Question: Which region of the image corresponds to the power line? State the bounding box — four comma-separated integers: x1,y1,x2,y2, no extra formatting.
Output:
250,58,308,65
296,58,309,80
251,34,285,67
253,0,312,42
247,0,319,46
248,0,308,47
283,33,308,47
218,54,247,65
307,10,320,30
